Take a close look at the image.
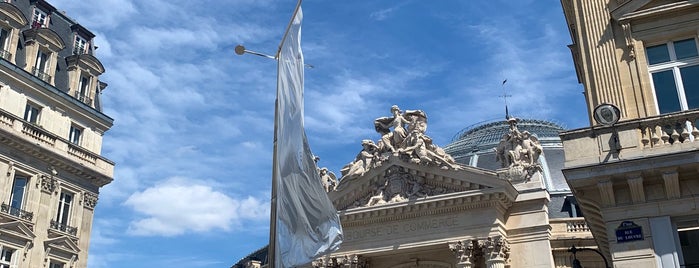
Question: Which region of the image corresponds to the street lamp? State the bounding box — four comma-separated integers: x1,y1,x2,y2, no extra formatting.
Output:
568,246,610,268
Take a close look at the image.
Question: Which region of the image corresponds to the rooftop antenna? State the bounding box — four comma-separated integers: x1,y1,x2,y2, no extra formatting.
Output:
499,79,511,119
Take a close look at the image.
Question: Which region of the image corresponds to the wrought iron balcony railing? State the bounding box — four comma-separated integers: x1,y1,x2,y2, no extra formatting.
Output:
31,66,51,82
50,219,78,236
0,203,34,221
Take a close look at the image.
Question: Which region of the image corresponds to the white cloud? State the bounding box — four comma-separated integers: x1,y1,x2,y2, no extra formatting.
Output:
124,177,268,236
369,2,410,21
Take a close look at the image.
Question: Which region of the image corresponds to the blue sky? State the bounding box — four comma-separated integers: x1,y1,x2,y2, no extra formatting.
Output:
49,0,588,267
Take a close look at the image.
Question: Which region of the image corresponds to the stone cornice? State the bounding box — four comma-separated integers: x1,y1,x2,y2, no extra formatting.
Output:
340,191,511,227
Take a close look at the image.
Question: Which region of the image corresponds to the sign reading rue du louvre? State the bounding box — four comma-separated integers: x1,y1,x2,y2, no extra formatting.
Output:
615,221,643,243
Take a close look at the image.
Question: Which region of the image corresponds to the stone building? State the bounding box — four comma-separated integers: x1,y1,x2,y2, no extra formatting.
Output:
0,0,113,267
233,108,597,268
560,0,699,267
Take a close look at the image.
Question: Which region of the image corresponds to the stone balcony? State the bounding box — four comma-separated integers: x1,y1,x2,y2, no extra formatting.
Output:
560,109,699,169
550,217,592,240
0,108,113,186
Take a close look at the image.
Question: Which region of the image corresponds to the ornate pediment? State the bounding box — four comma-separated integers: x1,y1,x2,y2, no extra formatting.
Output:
45,236,80,255
330,156,516,212
0,220,36,241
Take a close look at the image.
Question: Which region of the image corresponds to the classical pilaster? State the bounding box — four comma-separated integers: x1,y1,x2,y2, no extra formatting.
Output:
479,236,509,268
449,240,476,268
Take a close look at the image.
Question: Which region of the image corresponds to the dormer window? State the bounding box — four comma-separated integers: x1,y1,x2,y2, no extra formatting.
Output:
76,76,92,104
73,35,87,55
33,50,50,82
31,8,47,28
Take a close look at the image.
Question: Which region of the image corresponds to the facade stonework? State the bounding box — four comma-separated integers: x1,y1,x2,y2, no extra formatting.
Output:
233,109,597,267
0,1,113,267
560,0,699,267
308,110,593,268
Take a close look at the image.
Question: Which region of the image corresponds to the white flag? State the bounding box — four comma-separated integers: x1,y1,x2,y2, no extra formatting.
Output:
274,6,343,268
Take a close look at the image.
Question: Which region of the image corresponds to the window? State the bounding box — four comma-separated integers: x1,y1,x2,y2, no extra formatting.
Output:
55,191,72,227
48,261,63,268
32,8,47,28
9,175,27,213
676,220,699,267
647,38,699,114
23,103,40,124
33,50,50,81
73,35,87,55
0,246,15,268
0,28,10,60
77,76,90,103
68,125,81,145
562,195,584,218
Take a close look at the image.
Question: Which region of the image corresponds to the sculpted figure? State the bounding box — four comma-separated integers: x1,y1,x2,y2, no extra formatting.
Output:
427,143,460,169
495,133,512,167
494,118,546,182
374,105,411,153
341,140,380,179
399,130,431,164
319,168,337,192
520,131,543,166
404,110,428,134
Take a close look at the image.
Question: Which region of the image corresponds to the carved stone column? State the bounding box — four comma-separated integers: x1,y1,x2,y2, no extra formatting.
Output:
449,240,476,268
479,236,509,268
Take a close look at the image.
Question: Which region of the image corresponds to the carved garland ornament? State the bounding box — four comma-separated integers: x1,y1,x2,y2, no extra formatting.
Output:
83,192,98,209
39,175,57,193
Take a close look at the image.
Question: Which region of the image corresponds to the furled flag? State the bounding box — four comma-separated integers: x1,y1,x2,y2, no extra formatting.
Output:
274,6,343,268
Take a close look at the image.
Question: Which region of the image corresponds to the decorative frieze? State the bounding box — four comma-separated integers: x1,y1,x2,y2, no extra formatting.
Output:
313,254,367,268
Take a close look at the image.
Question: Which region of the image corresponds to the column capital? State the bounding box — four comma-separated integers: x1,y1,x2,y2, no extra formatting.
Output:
449,240,476,268
478,236,510,267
